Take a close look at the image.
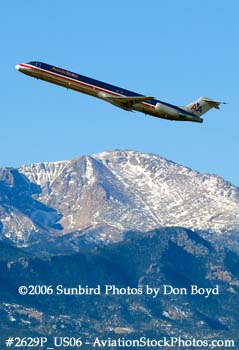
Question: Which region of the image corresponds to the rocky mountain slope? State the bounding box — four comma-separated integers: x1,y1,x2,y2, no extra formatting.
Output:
0,150,239,246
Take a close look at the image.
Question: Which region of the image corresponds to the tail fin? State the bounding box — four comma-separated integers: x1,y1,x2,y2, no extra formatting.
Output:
182,96,226,117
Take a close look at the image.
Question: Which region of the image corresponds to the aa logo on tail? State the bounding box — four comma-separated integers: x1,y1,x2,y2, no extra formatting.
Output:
191,102,202,113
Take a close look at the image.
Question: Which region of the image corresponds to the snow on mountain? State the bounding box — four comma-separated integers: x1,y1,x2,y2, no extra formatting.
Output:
0,150,239,246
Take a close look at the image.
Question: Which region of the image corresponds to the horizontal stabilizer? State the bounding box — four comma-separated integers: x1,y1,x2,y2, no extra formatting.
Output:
201,98,227,110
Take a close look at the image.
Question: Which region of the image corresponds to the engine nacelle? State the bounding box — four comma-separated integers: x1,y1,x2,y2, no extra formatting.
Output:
155,102,179,117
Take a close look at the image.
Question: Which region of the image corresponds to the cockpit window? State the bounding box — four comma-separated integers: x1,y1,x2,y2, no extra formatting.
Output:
28,61,41,67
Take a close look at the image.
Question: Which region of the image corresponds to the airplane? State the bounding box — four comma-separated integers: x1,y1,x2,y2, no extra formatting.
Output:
15,61,225,123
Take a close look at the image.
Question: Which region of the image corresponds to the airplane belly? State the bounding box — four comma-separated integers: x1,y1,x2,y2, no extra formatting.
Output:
133,103,155,115
148,109,202,122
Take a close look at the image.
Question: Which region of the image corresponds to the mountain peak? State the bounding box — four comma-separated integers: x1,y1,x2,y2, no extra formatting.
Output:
0,150,238,246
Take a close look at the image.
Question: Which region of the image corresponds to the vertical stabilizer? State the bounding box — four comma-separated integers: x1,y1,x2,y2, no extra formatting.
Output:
182,97,226,116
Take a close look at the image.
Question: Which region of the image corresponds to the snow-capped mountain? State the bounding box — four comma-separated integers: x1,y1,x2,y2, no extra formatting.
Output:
0,150,239,246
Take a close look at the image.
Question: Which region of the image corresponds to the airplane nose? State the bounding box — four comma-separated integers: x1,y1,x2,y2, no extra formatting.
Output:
15,64,21,70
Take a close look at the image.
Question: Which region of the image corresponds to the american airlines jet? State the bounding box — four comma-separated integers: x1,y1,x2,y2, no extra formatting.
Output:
16,61,225,123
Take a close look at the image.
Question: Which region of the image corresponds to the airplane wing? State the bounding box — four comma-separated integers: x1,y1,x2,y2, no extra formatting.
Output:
104,95,154,110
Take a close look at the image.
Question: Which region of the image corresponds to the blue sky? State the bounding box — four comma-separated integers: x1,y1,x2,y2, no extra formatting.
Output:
2,0,239,185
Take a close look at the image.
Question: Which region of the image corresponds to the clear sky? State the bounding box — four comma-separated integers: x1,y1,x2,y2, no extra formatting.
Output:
2,0,239,185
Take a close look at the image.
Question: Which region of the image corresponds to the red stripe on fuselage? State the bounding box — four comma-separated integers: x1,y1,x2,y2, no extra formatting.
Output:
19,64,155,110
